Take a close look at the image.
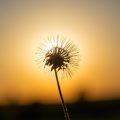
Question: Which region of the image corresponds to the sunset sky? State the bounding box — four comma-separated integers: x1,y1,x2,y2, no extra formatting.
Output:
0,0,120,104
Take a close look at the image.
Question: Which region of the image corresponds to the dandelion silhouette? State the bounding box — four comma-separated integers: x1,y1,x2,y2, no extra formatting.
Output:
36,35,79,120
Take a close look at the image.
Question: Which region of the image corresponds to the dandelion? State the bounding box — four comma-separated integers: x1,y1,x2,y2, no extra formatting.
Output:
36,35,79,120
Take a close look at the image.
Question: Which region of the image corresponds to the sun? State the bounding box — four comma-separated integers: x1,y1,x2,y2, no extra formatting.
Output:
42,36,64,52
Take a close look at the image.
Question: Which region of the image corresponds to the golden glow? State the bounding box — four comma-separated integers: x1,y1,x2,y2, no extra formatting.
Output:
1,0,120,104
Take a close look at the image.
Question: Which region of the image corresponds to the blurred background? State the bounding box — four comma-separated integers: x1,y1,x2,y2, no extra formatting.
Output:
0,0,120,119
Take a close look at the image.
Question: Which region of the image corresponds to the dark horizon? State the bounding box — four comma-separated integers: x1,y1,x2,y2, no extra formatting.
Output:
0,98,120,120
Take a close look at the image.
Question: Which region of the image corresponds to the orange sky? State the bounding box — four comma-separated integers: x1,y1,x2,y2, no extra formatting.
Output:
0,0,120,104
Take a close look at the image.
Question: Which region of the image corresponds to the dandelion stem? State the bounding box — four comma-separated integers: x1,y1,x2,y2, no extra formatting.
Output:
54,69,70,120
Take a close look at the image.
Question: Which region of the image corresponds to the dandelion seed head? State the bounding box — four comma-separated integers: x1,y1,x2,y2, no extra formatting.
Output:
36,35,79,77
44,46,70,71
